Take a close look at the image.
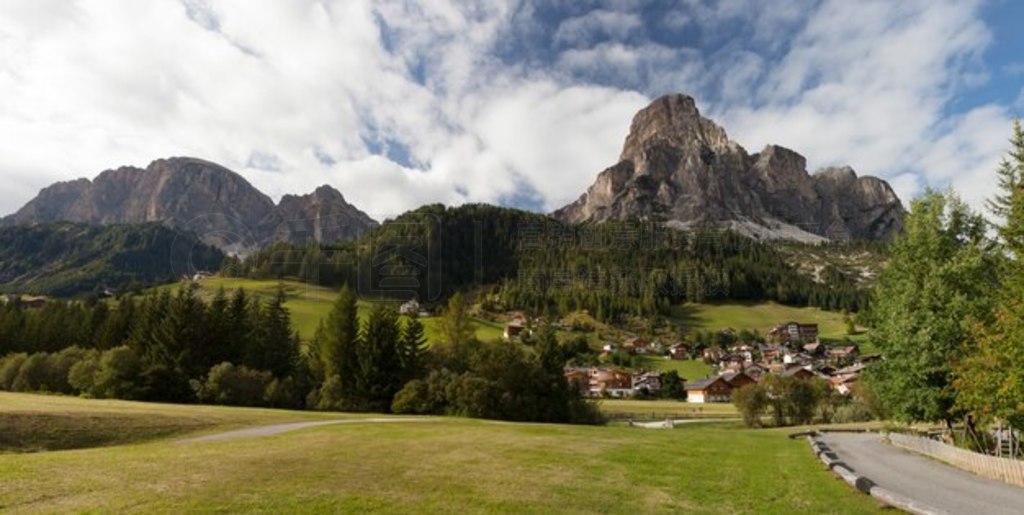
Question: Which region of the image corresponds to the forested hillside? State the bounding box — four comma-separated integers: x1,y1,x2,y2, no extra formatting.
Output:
229,204,873,321
0,223,225,296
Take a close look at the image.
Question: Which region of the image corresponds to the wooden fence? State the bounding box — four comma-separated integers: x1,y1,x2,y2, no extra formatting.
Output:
888,432,1024,487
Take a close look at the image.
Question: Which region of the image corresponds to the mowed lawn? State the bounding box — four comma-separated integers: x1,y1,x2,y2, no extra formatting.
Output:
671,302,870,345
634,356,714,380
157,277,505,344
0,393,883,514
598,398,738,419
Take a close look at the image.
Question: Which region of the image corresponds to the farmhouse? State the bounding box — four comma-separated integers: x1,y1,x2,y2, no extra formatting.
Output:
685,371,755,403
767,322,819,344
589,368,633,398
632,372,663,395
685,376,733,403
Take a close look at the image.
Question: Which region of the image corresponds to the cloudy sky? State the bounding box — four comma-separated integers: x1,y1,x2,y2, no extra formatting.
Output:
1,0,1022,221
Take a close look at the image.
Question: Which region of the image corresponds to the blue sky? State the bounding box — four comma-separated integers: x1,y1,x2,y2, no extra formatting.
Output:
0,0,1021,220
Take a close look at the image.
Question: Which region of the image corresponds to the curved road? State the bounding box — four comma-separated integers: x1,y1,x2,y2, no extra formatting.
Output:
821,433,1024,515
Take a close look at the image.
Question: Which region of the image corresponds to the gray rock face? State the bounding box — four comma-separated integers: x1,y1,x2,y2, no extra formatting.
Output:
553,94,904,241
3,157,378,252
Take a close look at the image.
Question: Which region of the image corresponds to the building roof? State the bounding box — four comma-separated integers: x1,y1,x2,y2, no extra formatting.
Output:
685,376,727,391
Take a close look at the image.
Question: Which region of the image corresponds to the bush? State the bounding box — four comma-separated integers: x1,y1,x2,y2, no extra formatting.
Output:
12,353,51,392
391,379,435,414
68,355,101,395
0,353,28,390
732,384,768,427
192,362,274,407
312,375,347,411
264,377,302,409
90,346,143,399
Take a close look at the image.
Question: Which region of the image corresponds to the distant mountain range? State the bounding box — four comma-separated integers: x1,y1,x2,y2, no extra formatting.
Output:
2,157,378,253
554,94,905,242
4,94,904,248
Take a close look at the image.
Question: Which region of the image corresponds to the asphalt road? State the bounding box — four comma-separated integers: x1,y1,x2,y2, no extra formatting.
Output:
821,433,1024,515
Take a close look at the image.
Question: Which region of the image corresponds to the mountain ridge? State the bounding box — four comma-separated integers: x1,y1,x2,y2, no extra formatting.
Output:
2,157,379,253
553,94,905,242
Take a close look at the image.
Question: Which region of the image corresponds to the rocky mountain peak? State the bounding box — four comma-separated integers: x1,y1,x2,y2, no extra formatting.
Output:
620,94,733,164
3,158,378,253
554,94,905,242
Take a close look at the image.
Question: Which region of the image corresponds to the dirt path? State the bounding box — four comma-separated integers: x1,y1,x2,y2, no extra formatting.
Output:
821,433,1024,515
180,418,429,443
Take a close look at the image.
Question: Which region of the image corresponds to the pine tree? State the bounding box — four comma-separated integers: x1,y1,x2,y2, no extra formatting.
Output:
203,287,232,368
247,286,297,378
226,288,253,365
319,285,360,390
356,304,402,410
398,316,427,383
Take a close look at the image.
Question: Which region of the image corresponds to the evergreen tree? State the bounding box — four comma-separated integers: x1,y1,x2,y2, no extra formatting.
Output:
319,285,360,390
247,286,297,378
225,288,254,365
356,304,403,411
398,316,427,382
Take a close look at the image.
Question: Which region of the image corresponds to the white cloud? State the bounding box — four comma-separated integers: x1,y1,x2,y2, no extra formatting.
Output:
0,0,1017,224
554,10,642,47
712,0,1010,212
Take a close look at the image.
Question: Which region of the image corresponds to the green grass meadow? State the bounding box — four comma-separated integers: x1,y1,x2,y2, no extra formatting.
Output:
0,392,884,514
672,301,870,345
157,277,505,343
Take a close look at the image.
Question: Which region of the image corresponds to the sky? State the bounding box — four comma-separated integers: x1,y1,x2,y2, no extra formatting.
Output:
0,0,1022,221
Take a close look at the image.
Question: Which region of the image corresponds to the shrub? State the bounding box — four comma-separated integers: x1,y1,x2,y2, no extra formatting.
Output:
192,362,273,407
90,346,143,399
12,353,51,392
0,353,28,390
391,379,434,414
732,384,768,427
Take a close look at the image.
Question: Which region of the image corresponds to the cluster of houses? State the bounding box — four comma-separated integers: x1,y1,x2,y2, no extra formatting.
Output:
563,321,877,402
563,367,665,398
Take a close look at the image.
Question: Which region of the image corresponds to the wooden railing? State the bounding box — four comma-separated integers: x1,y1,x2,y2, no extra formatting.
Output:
888,432,1024,487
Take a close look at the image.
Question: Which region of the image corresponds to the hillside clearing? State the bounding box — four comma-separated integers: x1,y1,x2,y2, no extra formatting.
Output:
155,277,504,343
672,301,869,345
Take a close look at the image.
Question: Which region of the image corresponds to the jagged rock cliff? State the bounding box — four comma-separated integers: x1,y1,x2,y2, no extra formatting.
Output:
553,94,904,241
3,157,377,252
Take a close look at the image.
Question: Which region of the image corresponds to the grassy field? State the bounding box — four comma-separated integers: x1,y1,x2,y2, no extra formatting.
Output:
0,392,883,513
671,301,869,345
598,398,738,419
157,277,505,343
634,356,714,380
0,391,361,452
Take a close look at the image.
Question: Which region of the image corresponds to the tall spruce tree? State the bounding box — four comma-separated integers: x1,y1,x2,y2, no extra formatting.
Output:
356,304,403,411
398,316,427,383
246,286,297,378
225,288,253,365
319,285,360,391
866,191,997,425
955,120,1024,430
